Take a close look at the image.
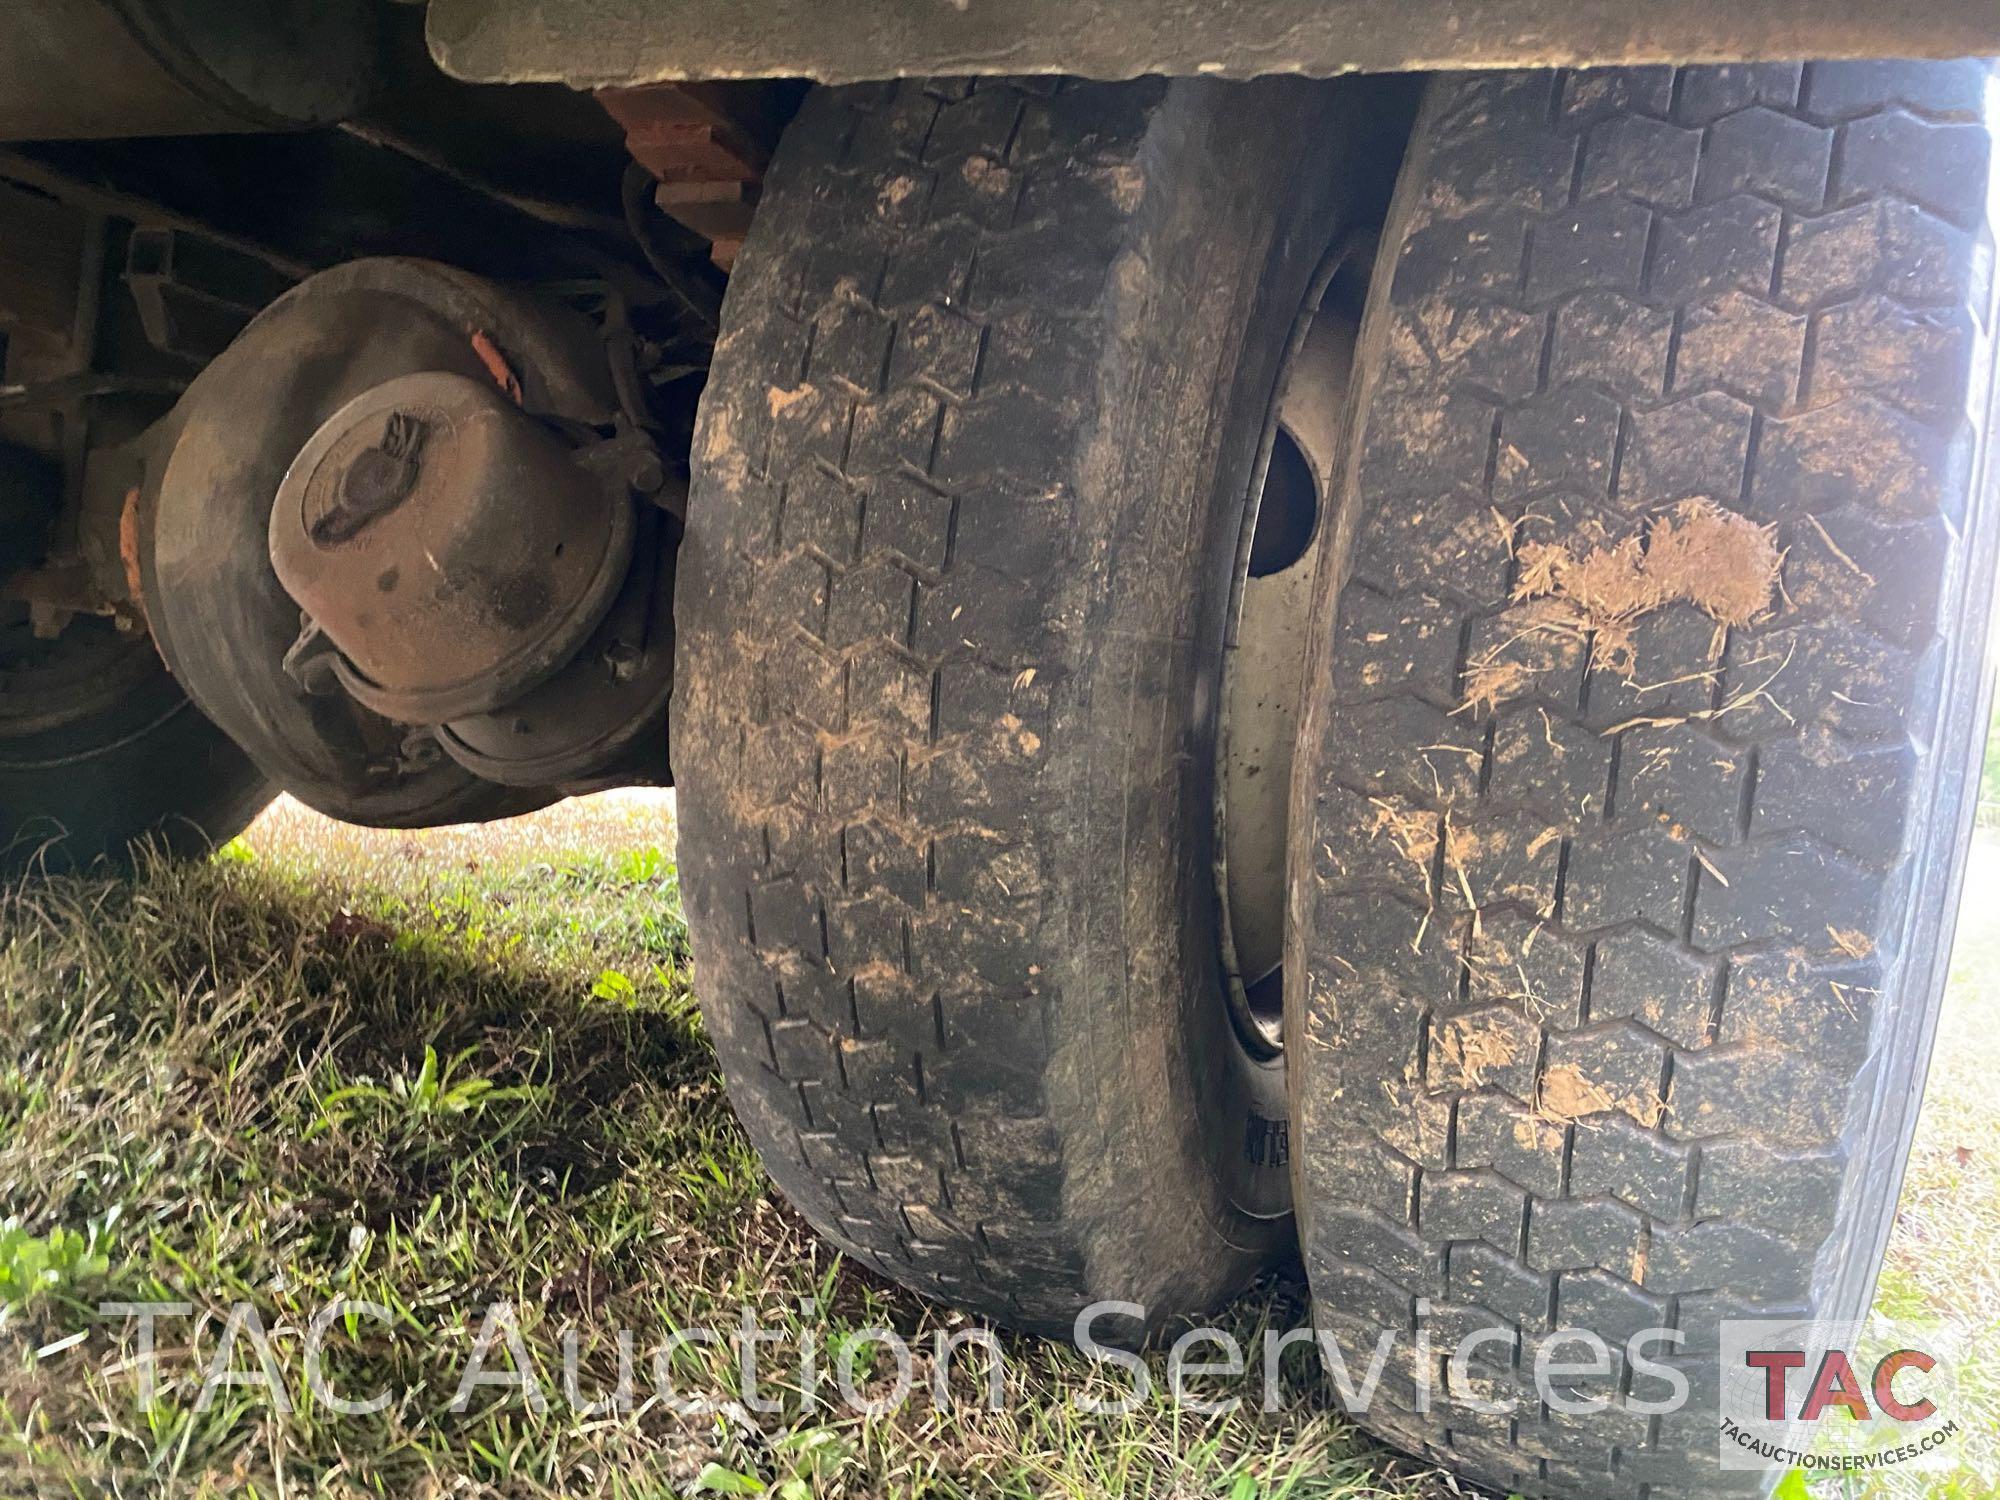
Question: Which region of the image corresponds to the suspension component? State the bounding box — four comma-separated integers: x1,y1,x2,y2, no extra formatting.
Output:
141,257,680,826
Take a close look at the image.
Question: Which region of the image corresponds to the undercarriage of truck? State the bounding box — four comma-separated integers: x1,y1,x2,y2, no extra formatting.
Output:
4,6,1997,1496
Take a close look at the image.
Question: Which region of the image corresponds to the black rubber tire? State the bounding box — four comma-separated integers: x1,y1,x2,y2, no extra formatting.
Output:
1287,62,1998,1498
672,75,1409,1333
1,622,272,875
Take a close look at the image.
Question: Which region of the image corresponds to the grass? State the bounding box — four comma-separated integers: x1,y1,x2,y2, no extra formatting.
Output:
1835,828,2000,1497
0,794,1445,1499
0,783,1993,1498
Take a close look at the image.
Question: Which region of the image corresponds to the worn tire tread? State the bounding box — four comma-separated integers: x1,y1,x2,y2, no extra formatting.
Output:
1289,61,1998,1498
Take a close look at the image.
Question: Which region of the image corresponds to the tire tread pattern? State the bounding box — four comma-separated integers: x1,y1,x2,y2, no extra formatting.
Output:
674,77,1183,1331
1292,61,1997,1498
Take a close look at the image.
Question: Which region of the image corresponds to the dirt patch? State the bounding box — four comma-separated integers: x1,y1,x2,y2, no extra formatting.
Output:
960,155,1014,197
1538,1063,1665,1129
1100,162,1146,214
1511,499,1782,677
876,175,921,214
1512,1113,1563,1154
766,383,815,418
1539,1063,1617,1121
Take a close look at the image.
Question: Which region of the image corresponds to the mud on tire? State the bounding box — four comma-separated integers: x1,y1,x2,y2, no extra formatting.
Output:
672,75,1408,1332
1286,62,1999,1496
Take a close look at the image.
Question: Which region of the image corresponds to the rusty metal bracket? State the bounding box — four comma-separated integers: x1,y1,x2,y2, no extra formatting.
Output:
598,84,779,270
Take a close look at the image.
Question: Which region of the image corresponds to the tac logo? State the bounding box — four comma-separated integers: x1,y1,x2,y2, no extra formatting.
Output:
1717,1318,1962,1475
1742,1346,1936,1425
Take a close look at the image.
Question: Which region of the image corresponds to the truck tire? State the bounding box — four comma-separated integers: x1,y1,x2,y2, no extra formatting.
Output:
673,75,1407,1332
1287,62,1997,1496
2,615,271,874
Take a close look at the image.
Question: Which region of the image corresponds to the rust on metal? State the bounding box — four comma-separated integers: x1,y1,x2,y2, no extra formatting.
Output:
597,84,768,184
117,484,147,627
267,368,634,725
597,84,771,269
468,328,524,404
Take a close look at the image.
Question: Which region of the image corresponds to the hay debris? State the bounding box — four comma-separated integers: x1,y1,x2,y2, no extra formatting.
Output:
1511,498,1782,677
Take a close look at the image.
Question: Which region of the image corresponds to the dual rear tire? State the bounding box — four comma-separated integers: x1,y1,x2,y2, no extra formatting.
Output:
6,55,1989,1500
679,58,1999,1500
671,73,1410,1333
0,614,269,875
1289,59,1999,1497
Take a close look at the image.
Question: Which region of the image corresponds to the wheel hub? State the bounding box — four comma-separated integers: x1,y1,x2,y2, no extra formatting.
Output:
140,258,685,824
1215,261,1360,1054
269,369,638,725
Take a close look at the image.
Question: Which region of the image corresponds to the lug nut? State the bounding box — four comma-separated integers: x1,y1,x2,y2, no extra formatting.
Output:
626,450,667,496
603,640,641,681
